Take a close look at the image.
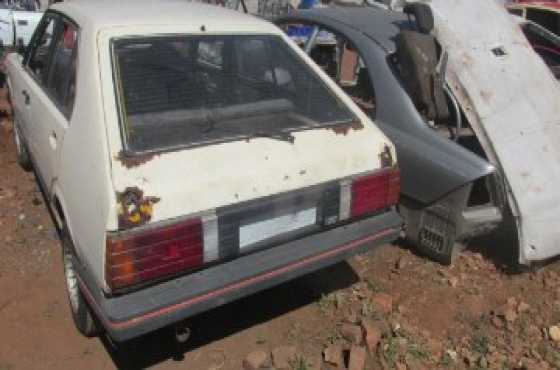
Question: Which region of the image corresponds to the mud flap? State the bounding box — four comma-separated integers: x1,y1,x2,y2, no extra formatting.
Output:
403,184,472,265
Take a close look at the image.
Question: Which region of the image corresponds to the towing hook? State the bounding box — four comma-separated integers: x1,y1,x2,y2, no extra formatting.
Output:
174,323,191,344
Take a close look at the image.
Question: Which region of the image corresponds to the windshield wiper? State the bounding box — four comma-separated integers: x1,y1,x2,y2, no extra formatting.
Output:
248,130,295,144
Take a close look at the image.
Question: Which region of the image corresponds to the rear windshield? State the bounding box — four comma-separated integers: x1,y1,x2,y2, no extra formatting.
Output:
112,34,356,152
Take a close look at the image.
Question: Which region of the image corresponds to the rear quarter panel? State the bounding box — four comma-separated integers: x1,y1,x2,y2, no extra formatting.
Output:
54,24,115,290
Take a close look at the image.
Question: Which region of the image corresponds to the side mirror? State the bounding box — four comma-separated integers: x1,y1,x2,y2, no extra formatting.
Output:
403,3,434,34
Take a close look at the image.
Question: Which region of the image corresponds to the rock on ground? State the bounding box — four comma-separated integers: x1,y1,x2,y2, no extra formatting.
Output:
340,323,363,345
348,346,366,370
243,350,271,370
323,344,344,367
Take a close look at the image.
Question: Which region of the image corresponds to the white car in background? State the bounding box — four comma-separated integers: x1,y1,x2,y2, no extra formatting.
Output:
5,0,402,341
0,2,42,48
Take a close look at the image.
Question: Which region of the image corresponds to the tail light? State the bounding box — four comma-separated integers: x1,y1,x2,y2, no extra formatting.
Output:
106,218,207,291
350,167,400,219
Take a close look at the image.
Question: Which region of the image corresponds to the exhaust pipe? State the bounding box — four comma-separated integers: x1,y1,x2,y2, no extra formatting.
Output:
174,323,191,344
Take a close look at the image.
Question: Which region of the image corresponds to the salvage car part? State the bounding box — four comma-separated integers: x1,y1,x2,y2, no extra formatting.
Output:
430,0,560,264
277,5,502,264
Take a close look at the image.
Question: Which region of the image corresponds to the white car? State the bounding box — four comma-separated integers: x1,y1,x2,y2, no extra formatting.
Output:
0,4,42,48
6,0,401,341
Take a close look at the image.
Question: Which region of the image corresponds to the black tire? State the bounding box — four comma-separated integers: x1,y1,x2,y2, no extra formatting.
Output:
12,118,33,172
61,228,99,337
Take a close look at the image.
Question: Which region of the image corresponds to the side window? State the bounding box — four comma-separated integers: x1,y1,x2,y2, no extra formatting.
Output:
282,23,376,116
234,38,269,82
27,17,57,83
47,20,78,118
198,40,224,68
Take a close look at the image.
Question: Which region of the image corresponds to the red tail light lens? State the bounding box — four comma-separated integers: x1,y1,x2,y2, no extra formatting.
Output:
106,218,203,291
351,168,401,218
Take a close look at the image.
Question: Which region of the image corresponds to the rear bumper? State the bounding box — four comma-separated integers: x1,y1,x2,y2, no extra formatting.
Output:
77,211,401,342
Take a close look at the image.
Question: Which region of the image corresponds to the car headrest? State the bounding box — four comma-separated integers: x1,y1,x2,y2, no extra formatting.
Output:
403,3,434,34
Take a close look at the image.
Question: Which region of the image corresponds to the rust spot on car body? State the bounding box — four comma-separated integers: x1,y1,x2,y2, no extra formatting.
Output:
331,121,364,136
117,187,160,230
116,150,158,169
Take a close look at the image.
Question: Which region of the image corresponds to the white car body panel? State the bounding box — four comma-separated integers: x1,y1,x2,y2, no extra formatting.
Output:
429,0,560,264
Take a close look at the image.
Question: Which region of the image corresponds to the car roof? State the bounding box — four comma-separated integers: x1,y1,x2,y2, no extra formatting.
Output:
51,0,276,34
280,6,410,52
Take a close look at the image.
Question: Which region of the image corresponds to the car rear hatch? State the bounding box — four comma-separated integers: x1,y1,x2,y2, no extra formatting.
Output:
104,31,398,292
107,124,397,292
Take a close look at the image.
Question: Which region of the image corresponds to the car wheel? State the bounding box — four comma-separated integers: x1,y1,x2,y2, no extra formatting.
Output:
61,228,99,337
12,119,32,172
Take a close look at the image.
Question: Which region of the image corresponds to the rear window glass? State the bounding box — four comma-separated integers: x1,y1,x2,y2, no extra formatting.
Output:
113,35,356,152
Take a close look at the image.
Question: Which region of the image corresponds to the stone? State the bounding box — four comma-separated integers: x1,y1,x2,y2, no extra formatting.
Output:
548,325,560,342
271,346,297,369
361,319,382,352
517,301,530,313
348,346,366,370
324,344,344,367
448,277,459,288
445,349,458,362
341,323,363,345
370,293,393,315
243,350,271,370
395,256,407,270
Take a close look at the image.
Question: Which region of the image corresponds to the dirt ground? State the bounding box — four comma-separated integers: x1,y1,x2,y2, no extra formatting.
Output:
1,93,560,370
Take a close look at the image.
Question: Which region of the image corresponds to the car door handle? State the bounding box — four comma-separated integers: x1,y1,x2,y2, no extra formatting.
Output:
22,90,30,105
